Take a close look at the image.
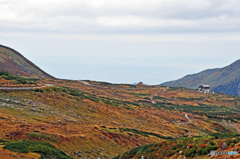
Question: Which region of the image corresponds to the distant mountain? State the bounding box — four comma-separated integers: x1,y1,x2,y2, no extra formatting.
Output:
0,45,54,78
161,59,240,96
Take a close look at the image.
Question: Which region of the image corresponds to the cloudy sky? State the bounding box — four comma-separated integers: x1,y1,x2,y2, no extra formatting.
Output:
1,0,240,84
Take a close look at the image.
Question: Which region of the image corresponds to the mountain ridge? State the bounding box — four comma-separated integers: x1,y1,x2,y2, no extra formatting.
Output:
0,44,54,79
161,59,240,96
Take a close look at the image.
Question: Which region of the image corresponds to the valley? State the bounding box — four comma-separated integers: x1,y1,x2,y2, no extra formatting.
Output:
1,75,240,158
1,45,240,158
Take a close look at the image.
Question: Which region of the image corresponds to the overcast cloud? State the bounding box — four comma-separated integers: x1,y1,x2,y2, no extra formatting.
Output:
1,0,240,33
0,0,240,84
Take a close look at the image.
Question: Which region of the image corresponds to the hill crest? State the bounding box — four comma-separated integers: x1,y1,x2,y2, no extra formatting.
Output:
0,45,54,78
161,59,240,96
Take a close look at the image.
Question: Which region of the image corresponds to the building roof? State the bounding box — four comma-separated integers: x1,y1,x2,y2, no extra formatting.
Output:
199,85,210,88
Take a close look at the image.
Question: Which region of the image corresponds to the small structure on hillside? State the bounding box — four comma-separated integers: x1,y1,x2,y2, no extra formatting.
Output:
197,85,212,94
137,82,143,86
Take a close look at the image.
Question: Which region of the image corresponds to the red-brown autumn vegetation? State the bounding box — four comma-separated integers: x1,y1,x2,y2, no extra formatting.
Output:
0,78,240,158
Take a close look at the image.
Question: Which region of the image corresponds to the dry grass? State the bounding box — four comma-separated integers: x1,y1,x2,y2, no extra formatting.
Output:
0,79,240,158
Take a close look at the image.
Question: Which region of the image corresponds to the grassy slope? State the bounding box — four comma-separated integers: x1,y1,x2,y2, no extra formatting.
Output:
116,133,240,159
0,45,53,78
2,140,72,159
0,70,40,87
1,78,240,158
0,145,41,159
161,59,240,95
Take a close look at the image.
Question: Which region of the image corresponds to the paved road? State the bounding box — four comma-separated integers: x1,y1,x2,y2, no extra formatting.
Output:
0,84,53,91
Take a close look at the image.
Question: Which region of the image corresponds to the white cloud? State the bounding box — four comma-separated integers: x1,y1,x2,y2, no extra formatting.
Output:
1,0,240,84
0,0,240,34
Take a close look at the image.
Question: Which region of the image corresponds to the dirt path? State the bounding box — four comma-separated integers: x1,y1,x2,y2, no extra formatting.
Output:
185,113,192,123
79,81,94,86
149,88,167,104
149,97,156,104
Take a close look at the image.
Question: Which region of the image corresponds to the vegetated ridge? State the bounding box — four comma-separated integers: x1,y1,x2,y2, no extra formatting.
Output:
115,133,240,159
161,59,240,96
0,45,54,79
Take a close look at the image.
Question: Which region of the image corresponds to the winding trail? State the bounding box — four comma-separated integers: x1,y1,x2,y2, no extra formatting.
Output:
149,88,167,104
79,81,94,86
149,97,156,104
185,113,192,123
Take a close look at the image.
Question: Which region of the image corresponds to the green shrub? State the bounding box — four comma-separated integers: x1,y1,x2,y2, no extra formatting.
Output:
34,89,44,92
45,88,51,92
3,140,72,159
233,138,240,143
205,145,218,153
0,70,38,84
168,87,179,91
184,148,196,157
3,141,29,153
129,92,150,96
210,133,240,139
209,141,215,146
201,148,209,155
51,137,59,142
116,134,240,159
230,143,235,147
29,144,70,159
26,132,50,140
0,139,6,145
0,139,6,142
119,128,172,139
197,149,203,155
197,145,218,155
226,139,233,145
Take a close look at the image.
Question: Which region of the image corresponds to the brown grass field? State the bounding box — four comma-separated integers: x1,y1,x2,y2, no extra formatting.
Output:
0,78,240,158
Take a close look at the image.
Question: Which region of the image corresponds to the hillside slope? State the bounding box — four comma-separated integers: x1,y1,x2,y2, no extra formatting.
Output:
116,133,240,159
0,45,54,78
1,77,240,158
161,59,240,95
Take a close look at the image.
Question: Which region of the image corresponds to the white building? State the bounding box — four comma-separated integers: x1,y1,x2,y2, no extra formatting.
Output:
198,85,211,93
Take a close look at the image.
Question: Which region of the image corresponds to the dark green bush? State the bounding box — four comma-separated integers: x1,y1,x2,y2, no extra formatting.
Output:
184,148,196,157
26,132,50,140
119,128,172,139
210,133,240,139
197,149,203,155
0,70,38,84
34,89,44,92
230,143,235,147
209,141,215,146
233,138,240,143
29,144,70,159
3,141,29,153
201,148,209,155
3,140,72,159
205,145,218,153
226,139,233,145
